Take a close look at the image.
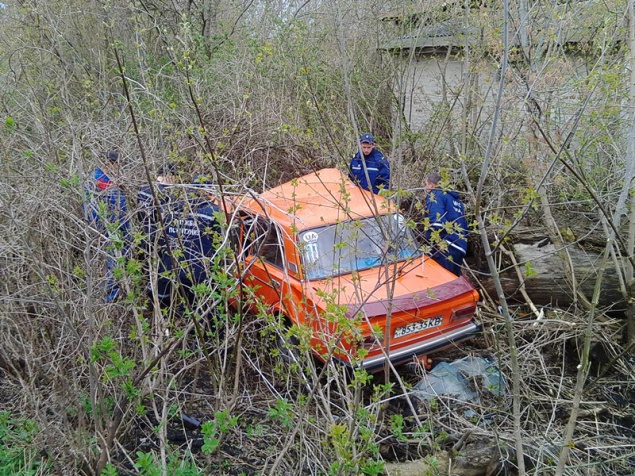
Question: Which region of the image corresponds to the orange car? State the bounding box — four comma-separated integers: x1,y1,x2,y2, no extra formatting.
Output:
231,168,480,373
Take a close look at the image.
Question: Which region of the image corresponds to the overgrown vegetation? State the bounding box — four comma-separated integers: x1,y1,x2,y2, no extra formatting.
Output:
0,0,633,475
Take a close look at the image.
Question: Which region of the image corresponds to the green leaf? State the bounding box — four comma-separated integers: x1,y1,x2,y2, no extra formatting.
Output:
5,116,15,132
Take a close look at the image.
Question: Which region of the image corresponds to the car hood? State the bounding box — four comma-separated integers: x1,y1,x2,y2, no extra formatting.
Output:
303,257,476,318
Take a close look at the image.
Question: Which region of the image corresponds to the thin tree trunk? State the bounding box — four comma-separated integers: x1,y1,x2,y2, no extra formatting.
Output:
470,1,526,474
203,0,219,47
626,0,635,345
554,244,610,476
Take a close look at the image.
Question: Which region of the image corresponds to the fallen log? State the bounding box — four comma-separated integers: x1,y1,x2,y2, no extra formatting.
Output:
383,438,515,476
477,241,625,312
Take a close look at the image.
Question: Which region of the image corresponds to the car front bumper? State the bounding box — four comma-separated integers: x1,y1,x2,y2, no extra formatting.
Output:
355,319,482,373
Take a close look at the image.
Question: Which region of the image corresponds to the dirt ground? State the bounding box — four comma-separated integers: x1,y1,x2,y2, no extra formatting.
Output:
1,309,633,475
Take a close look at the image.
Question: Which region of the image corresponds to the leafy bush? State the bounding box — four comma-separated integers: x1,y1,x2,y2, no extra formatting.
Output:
0,411,48,476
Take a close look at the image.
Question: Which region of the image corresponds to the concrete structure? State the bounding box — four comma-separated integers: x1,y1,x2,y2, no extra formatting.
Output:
380,2,616,136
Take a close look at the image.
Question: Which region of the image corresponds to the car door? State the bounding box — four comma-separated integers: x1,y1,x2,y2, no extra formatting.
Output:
241,215,289,313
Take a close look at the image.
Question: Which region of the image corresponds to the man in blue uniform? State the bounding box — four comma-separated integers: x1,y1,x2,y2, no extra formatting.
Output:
84,150,130,302
424,172,468,276
137,165,221,307
137,164,175,305
349,132,390,194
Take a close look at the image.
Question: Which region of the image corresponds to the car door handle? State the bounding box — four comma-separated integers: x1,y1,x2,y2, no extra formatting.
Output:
270,279,280,288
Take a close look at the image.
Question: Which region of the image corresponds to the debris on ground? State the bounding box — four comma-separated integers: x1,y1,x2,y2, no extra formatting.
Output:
411,356,507,418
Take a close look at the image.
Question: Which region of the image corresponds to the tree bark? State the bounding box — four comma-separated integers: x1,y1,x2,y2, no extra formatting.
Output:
479,241,625,312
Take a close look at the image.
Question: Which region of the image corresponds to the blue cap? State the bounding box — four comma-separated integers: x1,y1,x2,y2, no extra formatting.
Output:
360,133,375,144
106,150,119,162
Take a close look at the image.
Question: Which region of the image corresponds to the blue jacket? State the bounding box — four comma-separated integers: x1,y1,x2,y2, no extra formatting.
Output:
425,188,468,255
349,148,390,194
137,185,161,248
138,185,221,285
84,168,130,241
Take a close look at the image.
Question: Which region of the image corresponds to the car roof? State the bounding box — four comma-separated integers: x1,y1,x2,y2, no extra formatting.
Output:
241,168,398,232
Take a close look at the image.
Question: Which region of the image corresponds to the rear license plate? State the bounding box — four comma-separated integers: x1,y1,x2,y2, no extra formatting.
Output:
394,316,443,339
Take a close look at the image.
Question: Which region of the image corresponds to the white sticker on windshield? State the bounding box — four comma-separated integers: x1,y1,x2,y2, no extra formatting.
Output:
303,231,318,243
305,242,319,263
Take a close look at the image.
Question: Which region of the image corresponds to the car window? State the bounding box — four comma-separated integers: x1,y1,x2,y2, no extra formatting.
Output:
241,215,285,269
299,213,421,280
240,215,267,257
259,224,284,268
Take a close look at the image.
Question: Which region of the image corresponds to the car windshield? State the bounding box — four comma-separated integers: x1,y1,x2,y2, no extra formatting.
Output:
299,213,422,280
